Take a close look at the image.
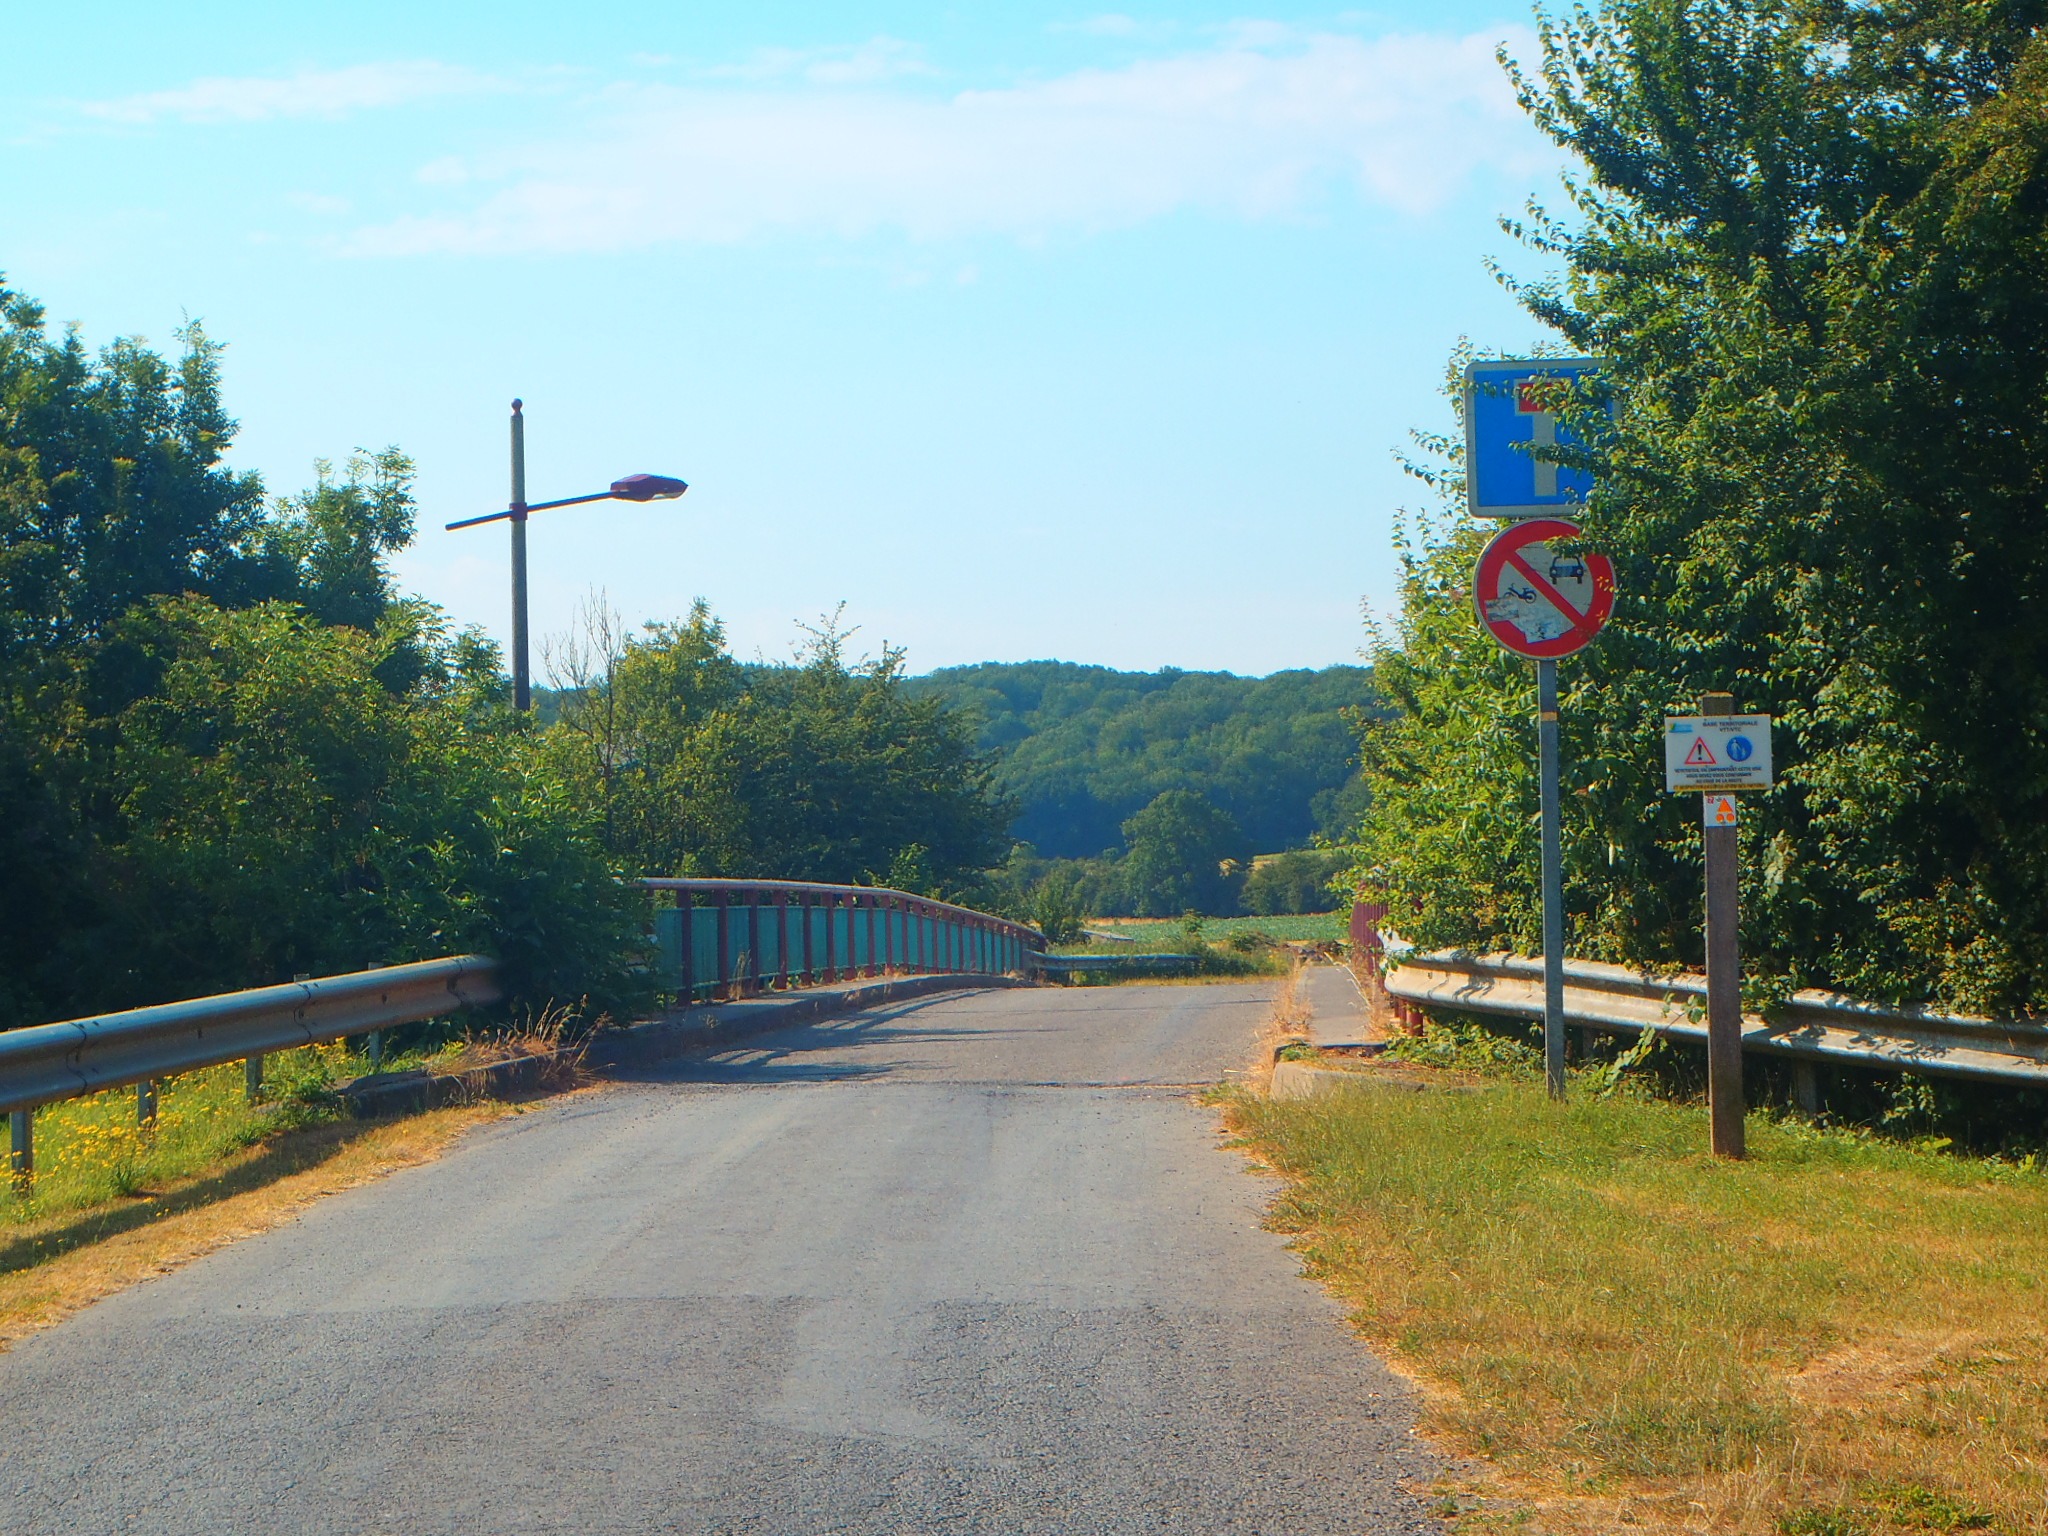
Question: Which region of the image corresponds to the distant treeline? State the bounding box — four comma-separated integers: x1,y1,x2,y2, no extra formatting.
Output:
905,661,1378,860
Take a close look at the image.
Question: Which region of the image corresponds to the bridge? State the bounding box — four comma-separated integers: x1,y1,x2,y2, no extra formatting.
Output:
0,882,1445,1534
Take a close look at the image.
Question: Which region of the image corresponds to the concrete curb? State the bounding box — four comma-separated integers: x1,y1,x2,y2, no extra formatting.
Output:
339,972,1033,1117
337,1050,576,1118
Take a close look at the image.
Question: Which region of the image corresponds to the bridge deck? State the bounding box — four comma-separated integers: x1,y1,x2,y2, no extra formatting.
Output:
0,982,1443,1534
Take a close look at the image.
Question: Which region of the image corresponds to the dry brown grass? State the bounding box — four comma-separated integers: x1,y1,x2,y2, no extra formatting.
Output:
1224,1076,2048,1534
1241,963,1314,1095
434,1002,597,1099
0,1103,507,1352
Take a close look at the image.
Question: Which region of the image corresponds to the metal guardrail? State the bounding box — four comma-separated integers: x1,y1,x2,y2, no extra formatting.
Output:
1383,949,2048,1087
638,878,1044,1001
4,956,503,1192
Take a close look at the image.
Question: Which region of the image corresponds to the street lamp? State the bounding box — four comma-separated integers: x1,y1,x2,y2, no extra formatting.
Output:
445,399,689,711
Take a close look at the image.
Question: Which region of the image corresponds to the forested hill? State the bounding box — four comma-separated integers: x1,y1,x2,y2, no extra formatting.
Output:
903,662,1376,859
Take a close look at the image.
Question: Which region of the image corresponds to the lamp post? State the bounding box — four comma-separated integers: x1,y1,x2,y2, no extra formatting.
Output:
446,399,688,710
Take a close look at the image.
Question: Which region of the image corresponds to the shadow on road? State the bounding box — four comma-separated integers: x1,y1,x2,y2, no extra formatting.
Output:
619,995,1027,1086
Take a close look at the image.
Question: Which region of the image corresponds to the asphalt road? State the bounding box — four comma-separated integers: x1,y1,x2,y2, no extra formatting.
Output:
1,981,1443,1534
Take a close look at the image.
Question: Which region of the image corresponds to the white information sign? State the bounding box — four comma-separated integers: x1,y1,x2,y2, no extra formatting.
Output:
1664,715,1773,792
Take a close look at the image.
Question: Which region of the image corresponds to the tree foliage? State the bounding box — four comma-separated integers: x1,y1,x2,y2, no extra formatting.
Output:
907,661,1377,858
1118,789,1253,918
543,601,1015,901
1348,0,2048,1012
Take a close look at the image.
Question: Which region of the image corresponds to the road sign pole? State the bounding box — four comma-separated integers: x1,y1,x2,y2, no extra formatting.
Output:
1538,660,1566,1099
1702,691,1745,1158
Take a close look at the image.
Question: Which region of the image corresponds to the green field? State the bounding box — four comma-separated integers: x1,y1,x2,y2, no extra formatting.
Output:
1052,911,1347,954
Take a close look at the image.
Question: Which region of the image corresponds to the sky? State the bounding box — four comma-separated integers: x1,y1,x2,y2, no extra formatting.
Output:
2,2,1568,677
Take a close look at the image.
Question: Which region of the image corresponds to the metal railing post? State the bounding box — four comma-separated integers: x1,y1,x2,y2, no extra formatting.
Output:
137,1079,158,1130
716,891,733,999
748,891,764,997
802,893,816,983
776,893,791,989
245,1054,264,1103
679,893,696,1002
9,1109,30,1199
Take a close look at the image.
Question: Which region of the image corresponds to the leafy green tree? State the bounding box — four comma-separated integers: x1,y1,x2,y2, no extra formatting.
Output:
87,598,647,1017
544,601,1015,898
0,291,265,654
1346,0,2048,1013
1119,789,1250,917
1242,849,1348,916
0,283,646,1025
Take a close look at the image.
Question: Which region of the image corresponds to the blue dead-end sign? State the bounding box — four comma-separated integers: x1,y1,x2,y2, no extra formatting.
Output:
1465,358,1608,519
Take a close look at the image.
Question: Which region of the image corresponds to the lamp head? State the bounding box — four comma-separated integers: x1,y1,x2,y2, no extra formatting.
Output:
611,473,689,502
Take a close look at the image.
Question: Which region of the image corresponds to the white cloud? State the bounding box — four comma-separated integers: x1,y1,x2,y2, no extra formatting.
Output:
83,61,507,125
1055,15,1148,37
701,37,937,86
348,29,1549,257
285,191,352,216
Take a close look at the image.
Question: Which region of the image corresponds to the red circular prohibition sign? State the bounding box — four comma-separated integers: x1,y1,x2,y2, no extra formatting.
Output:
1472,517,1616,660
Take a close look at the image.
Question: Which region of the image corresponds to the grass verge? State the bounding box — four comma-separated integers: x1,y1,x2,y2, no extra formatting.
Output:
0,1010,598,1350
1221,1068,2048,1533
1,1101,506,1350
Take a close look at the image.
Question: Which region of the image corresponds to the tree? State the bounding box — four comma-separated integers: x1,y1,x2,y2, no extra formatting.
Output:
1242,849,1348,916
543,602,1015,898
1119,790,1250,917
0,293,266,656
1345,0,2048,1013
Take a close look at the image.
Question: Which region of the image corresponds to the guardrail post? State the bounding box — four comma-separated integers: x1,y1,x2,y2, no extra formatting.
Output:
775,893,791,989
137,1079,158,1131
9,1109,30,1199
1793,1061,1820,1115
245,1054,264,1102
801,893,815,983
